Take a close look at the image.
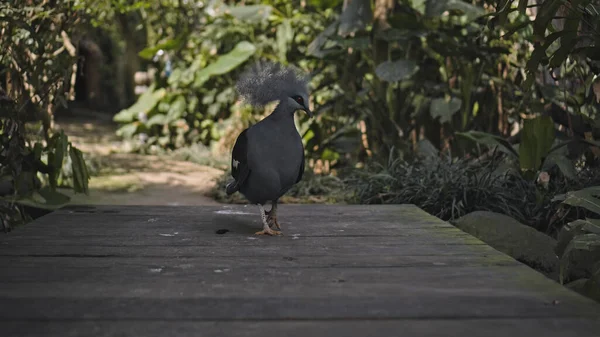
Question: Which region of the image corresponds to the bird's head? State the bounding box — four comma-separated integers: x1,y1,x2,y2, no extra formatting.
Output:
288,93,312,118
236,61,313,118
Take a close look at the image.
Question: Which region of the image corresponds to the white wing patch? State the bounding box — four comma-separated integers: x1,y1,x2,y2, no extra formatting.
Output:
232,158,240,169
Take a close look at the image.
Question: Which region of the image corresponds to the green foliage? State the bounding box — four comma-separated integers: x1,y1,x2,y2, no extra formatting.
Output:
458,123,600,180
553,186,600,302
347,149,547,224
494,0,600,88
305,0,600,179
0,1,90,231
306,0,534,162
519,116,556,172
347,141,600,231
112,0,335,154
430,96,463,124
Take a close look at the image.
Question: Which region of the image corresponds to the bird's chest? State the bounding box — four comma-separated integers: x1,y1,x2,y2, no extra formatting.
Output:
252,127,302,167
267,131,303,164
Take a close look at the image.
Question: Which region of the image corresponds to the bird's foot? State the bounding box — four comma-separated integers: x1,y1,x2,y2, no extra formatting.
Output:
257,204,281,236
255,227,282,236
267,215,282,230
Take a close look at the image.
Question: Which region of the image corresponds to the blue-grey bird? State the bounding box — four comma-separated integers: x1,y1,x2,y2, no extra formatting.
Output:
225,62,312,236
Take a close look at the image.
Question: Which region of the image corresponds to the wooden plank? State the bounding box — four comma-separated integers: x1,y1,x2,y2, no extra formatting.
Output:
1,204,599,337
0,254,520,271
1,290,599,320
0,241,503,257
5,319,600,337
1,222,463,237
50,204,435,218
0,234,486,248
0,264,550,291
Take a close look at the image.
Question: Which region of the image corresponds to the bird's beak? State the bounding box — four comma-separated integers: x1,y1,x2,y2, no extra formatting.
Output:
303,106,313,118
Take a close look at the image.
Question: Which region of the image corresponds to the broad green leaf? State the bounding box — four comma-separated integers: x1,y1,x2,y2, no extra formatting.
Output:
425,0,485,22
116,122,139,138
410,0,427,14
48,130,68,189
375,60,419,82
455,131,519,158
337,0,372,36
307,20,340,58
227,5,272,22
548,0,585,68
33,142,43,161
416,138,439,159
166,95,186,123
556,218,600,257
37,186,71,205
559,233,600,284
307,0,344,9
540,85,585,106
553,186,600,215
523,31,563,88
193,41,256,88
430,96,462,123
533,0,563,39
328,35,371,50
138,35,185,60
519,116,555,171
69,146,90,195
167,68,183,87
321,148,340,162
543,153,577,180
113,84,166,123
276,19,293,62
542,139,576,179
9,190,70,210
146,114,166,127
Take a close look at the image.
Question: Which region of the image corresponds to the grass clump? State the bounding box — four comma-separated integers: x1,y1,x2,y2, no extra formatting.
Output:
345,151,600,235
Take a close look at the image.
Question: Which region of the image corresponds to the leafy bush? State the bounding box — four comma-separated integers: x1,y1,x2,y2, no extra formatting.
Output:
309,0,600,171
0,1,90,231
348,151,533,222
553,186,600,302
112,1,335,155
346,144,600,232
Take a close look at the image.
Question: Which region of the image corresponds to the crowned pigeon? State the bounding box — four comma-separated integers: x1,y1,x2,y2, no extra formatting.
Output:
225,62,312,236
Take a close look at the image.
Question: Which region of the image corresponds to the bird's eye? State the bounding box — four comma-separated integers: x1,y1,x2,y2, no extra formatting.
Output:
293,96,303,104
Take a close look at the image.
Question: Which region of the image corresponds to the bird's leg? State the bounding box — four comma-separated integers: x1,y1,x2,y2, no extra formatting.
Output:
266,200,281,230
255,204,281,236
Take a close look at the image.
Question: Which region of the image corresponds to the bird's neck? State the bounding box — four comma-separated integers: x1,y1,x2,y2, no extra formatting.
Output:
267,100,296,124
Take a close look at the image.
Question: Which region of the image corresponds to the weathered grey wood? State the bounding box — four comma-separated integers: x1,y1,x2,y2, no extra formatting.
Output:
0,294,598,321
0,241,503,257
0,264,549,287
4,319,600,337
0,254,520,272
0,229,481,244
1,204,599,337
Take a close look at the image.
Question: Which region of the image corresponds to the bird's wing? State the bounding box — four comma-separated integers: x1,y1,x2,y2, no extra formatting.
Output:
295,149,305,183
226,128,251,194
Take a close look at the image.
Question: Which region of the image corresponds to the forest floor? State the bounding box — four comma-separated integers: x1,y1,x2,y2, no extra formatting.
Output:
53,114,225,206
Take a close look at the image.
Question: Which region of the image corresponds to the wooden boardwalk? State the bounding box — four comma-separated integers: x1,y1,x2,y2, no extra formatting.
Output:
1,204,599,336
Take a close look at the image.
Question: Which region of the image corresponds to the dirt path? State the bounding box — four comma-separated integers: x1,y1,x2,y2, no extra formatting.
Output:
53,116,225,206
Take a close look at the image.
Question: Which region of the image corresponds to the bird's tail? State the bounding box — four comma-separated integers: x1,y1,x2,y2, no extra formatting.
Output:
225,180,239,195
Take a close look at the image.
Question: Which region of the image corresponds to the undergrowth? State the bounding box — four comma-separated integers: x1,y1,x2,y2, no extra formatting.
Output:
345,153,600,236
